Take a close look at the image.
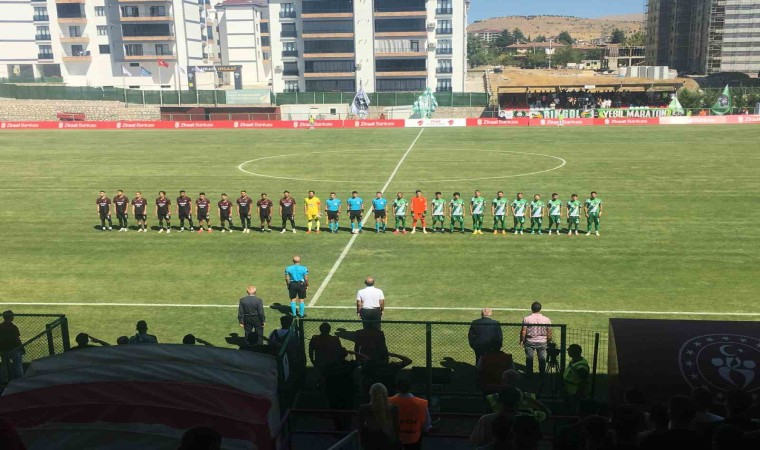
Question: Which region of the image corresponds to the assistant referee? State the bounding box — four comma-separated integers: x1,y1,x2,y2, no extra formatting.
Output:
285,255,309,318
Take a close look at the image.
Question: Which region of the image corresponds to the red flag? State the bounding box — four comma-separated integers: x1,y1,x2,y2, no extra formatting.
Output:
157,59,169,68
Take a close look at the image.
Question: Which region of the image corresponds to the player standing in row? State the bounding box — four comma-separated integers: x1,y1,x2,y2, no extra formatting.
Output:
585,191,603,236
393,192,408,235
511,193,527,235
177,190,194,232
347,191,364,234
196,193,212,233
546,193,563,235
156,191,172,233
566,194,582,236
113,190,129,232
430,192,446,233
237,191,252,233
410,190,427,234
279,191,297,234
449,192,466,233
325,192,342,233
257,193,274,233
529,194,545,235
491,191,508,235
96,191,113,231
304,191,321,234
470,190,486,235
218,193,233,233
131,192,148,232
371,191,388,233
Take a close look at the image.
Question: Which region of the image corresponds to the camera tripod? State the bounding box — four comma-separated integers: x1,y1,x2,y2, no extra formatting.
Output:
536,355,562,403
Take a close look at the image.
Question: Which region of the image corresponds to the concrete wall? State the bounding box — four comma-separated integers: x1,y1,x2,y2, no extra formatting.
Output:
0,99,160,121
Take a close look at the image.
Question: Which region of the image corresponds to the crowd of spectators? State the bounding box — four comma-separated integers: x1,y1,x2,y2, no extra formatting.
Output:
502,90,672,110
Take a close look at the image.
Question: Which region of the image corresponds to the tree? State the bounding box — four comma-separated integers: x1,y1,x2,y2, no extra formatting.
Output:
493,30,516,52
625,30,646,47
611,28,626,44
534,34,547,43
552,47,583,67
557,31,574,45
584,48,604,61
467,33,493,67
524,51,547,69
512,28,526,43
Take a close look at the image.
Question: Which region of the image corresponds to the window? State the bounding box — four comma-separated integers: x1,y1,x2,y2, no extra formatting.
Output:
375,78,426,92
283,61,299,76
95,6,105,17
121,6,139,18
150,6,166,17
281,23,297,38
97,26,108,36
437,39,452,54
305,60,354,73
69,26,81,38
35,26,50,40
376,59,426,72
436,59,452,73
262,52,270,60
410,40,419,52
71,44,84,56
437,78,452,92
33,7,48,20
38,44,53,59
261,36,270,46
375,18,425,33
129,62,139,67
260,22,269,33
282,41,297,57
280,3,296,19
125,44,143,56
155,44,170,55
305,79,355,92
436,0,453,14
437,20,452,34
303,0,352,14
304,39,354,53
303,20,353,34
99,44,110,54
284,80,299,92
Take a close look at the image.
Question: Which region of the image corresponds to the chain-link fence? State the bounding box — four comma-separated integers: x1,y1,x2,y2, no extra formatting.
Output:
0,314,70,383
273,92,489,107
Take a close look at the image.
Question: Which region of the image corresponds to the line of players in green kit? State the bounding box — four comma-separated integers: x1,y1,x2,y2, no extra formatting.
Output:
384,190,603,236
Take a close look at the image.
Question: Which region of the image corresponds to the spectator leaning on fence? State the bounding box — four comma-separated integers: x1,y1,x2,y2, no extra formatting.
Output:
519,302,552,375
69,333,110,351
308,322,344,374
0,310,23,380
468,307,503,365
129,320,158,344
357,277,385,330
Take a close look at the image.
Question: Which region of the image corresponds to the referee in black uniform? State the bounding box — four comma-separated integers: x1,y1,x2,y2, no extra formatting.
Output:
238,285,266,344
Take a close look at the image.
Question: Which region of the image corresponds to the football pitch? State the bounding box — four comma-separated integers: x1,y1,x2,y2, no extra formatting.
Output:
1,125,759,350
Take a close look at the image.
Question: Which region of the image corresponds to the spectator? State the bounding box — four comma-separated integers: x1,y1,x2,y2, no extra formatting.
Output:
69,333,110,351
470,387,528,447
238,285,266,344
323,347,361,430
116,336,129,345
309,322,344,374
510,414,543,450
182,334,213,346
640,395,706,450
354,325,389,364
563,344,590,401
356,277,385,330
361,352,412,398
609,404,646,449
0,310,23,380
555,400,600,450
178,426,222,450
722,389,760,432
693,387,724,424
637,401,669,444
477,347,515,391
487,370,551,417
358,383,401,450
519,302,552,375
468,308,503,364
128,320,158,344
268,315,302,368
388,377,431,450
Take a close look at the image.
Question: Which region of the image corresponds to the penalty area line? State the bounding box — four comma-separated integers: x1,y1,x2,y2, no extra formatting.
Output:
2,302,760,317
307,128,425,308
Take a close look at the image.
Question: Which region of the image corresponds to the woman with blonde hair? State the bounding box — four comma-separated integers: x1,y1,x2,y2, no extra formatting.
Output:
358,383,401,450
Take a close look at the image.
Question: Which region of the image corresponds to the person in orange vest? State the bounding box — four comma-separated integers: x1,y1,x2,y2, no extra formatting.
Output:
387,377,431,450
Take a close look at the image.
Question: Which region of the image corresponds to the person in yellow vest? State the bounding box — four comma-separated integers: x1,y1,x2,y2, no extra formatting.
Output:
486,370,551,418
387,377,431,450
564,344,591,402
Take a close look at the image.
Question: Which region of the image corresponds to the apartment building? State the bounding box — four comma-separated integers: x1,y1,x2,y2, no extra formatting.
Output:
645,0,760,75
263,0,468,93
0,0,213,89
215,0,270,87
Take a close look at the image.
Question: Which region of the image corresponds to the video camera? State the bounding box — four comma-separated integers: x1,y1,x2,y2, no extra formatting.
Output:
547,342,561,366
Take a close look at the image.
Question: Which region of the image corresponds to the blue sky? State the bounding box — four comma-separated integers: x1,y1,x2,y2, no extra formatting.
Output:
469,0,645,22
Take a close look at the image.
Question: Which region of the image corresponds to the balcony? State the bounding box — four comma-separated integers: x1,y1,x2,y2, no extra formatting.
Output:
282,70,300,76
122,35,176,41
304,72,354,78
303,52,355,59
374,11,427,18
282,50,299,58
57,16,87,24
302,32,353,39
302,12,353,19
124,53,176,61
62,55,92,62
436,8,453,15
33,15,50,22
436,47,453,55
436,67,453,74
35,34,52,41
38,53,54,61
279,11,296,19
281,30,298,38
436,86,452,92
376,71,427,77
120,14,173,22
375,49,426,58
436,28,453,35
60,33,89,43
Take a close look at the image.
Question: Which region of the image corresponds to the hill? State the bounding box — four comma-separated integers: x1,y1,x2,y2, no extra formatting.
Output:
468,15,642,42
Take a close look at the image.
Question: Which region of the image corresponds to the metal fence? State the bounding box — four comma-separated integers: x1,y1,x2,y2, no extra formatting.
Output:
0,83,226,105
272,91,489,107
0,314,70,383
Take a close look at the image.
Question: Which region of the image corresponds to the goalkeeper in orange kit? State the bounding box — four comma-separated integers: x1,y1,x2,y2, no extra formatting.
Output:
410,190,428,234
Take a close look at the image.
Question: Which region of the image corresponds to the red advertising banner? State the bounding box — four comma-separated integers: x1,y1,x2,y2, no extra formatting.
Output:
528,118,595,127
594,117,661,126
465,118,530,127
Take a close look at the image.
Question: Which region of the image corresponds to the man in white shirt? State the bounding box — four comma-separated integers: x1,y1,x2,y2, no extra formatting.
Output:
356,277,384,330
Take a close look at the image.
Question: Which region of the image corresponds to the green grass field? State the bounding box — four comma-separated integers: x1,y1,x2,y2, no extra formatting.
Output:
1,126,759,352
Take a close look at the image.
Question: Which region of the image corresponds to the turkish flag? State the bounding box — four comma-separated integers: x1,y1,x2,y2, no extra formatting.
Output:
157,59,169,68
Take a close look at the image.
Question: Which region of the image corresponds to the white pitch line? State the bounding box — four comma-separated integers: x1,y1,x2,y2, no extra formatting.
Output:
308,128,425,307
2,302,760,317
